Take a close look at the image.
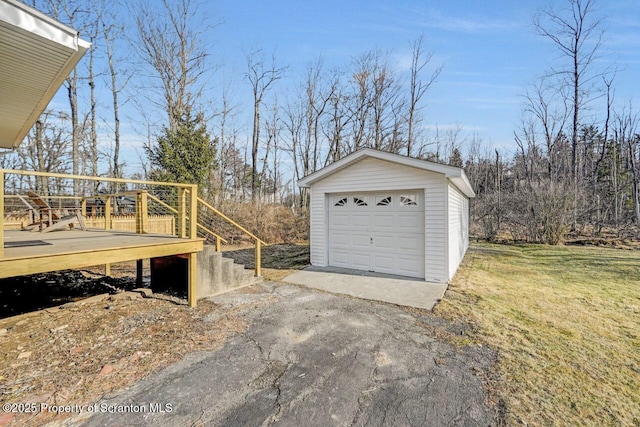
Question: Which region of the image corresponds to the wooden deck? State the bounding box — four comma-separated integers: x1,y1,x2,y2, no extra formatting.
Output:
1,229,204,304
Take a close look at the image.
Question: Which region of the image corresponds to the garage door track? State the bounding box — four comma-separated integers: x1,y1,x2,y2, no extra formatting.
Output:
77,283,497,426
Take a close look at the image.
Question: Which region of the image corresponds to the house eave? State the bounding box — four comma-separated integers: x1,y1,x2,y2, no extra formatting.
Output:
0,0,90,149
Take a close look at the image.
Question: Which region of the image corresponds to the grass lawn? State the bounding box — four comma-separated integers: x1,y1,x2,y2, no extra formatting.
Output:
436,242,640,426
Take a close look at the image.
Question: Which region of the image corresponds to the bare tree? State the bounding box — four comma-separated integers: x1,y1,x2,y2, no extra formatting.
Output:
534,0,604,181
283,97,306,206
18,112,72,193
522,77,570,179
323,73,352,165
407,34,442,156
215,80,239,198
102,9,131,185
245,49,287,201
133,0,211,133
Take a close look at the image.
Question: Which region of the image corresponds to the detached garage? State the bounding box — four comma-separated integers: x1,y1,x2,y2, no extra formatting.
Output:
298,148,475,283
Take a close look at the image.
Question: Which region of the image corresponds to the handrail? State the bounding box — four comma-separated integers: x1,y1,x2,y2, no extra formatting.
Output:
146,193,178,215
5,194,83,200
197,197,267,277
197,223,228,251
197,197,267,245
1,169,196,188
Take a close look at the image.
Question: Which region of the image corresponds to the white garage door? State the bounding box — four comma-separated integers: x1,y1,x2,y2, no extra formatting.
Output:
328,191,425,278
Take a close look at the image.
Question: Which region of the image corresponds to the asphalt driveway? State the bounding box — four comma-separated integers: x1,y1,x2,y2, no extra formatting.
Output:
74,283,497,426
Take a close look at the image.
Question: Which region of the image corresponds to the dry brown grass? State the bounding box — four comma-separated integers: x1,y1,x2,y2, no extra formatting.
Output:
214,201,309,244
436,243,640,426
0,294,253,426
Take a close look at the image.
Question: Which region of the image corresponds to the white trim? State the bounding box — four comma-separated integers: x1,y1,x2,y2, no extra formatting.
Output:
1,0,79,49
298,148,475,198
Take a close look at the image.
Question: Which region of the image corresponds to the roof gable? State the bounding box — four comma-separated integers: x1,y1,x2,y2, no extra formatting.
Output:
298,148,475,198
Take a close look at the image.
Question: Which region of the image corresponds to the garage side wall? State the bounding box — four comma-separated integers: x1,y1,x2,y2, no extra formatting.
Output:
308,157,448,283
447,182,470,280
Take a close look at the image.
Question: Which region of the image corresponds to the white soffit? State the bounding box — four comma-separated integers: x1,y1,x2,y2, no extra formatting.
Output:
0,0,90,149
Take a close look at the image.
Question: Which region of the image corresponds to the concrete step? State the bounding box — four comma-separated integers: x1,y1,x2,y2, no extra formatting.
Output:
232,263,246,284
221,257,235,285
240,268,255,283
197,245,262,299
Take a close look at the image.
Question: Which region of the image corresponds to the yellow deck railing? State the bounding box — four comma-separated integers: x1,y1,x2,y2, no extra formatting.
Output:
1,169,198,256
1,169,265,281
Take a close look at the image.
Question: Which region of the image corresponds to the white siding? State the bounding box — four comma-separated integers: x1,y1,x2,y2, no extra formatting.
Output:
308,157,449,282
425,176,447,282
447,182,470,280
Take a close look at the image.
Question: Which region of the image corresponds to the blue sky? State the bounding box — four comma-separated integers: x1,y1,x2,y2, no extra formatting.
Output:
42,0,640,172
212,0,640,151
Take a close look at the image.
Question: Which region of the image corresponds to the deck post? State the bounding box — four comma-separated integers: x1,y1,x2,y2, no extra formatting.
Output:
104,196,112,276
188,252,197,307
178,187,187,238
189,185,198,239
105,195,112,230
0,171,4,258
215,236,221,252
81,198,87,217
255,239,261,277
136,191,148,234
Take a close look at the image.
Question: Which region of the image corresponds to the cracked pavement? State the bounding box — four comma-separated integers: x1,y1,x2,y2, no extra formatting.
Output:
76,283,497,426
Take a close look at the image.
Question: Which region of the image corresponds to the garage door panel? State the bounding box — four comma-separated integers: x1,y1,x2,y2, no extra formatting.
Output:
372,214,395,230
397,255,423,277
373,235,396,251
330,213,350,228
350,214,370,229
328,191,425,279
397,213,422,230
351,233,371,249
330,232,349,246
397,235,423,252
352,253,371,270
372,254,394,271
330,250,350,267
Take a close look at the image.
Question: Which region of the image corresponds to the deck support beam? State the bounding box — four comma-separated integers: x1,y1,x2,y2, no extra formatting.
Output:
188,252,197,307
136,259,144,287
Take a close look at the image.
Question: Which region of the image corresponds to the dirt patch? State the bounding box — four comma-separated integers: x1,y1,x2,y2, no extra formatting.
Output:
0,272,262,427
222,243,309,269
0,270,139,318
222,243,310,281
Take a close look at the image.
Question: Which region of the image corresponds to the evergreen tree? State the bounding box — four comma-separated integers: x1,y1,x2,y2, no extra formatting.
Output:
147,109,218,190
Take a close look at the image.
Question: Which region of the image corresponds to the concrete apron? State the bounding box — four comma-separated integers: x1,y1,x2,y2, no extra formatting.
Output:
283,266,448,310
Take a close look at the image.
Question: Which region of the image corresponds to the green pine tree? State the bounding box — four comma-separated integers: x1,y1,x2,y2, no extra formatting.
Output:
147,109,217,190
